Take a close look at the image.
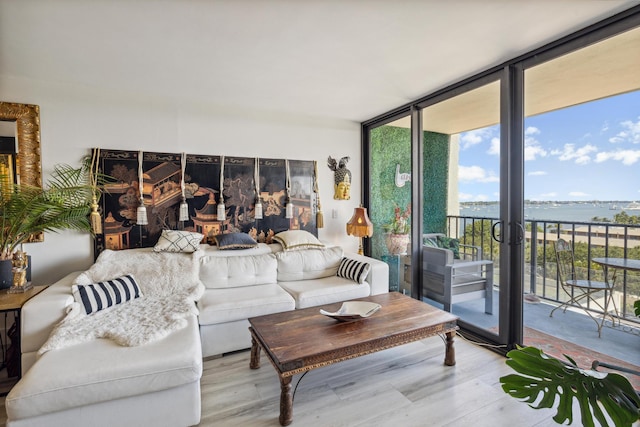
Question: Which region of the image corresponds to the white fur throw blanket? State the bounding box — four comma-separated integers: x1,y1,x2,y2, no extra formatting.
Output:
38,248,204,356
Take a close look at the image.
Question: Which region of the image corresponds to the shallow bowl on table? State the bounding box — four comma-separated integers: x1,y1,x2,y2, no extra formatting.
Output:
319,301,381,322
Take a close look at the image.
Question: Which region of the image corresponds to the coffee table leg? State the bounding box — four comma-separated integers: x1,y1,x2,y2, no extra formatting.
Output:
250,336,261,369
279,376,293,426
444,331,456,366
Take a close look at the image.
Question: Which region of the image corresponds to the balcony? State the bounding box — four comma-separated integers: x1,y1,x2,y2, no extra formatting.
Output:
425,215,640,376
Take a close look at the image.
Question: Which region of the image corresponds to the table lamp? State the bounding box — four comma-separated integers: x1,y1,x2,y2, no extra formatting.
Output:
346,206,373,255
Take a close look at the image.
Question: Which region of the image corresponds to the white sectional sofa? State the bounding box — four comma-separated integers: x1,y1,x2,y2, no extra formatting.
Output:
6,241,388,427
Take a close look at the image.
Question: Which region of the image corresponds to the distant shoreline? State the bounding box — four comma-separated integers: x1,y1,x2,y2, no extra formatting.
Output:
460,200,637,205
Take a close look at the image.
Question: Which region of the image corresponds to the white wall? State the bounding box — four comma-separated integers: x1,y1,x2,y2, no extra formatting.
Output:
1,76,362,284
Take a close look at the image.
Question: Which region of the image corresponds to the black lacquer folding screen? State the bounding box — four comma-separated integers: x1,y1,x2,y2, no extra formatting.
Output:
94,149,316,254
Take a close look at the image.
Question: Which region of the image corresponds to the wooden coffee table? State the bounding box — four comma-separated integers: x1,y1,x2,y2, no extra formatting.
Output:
248,292,459,425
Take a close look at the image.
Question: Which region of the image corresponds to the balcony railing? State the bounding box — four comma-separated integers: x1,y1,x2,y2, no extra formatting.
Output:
444,215,640,324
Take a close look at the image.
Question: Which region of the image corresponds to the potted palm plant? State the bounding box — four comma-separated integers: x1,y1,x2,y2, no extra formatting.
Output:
0,162,97,288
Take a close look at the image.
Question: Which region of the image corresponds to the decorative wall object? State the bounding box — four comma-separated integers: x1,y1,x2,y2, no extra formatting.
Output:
327,156,351,200
395,164,411,188
0,102,43,242
94,150,316,254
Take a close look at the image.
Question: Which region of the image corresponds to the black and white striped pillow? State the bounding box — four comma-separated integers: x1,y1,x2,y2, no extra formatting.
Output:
337,258,371,284
72,274,143,315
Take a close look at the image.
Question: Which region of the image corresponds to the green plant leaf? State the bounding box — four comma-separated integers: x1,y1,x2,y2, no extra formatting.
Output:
500,346,640,427
0,163,98,259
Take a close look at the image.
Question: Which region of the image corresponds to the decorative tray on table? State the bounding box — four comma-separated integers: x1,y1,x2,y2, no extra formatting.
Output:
320,301,381,322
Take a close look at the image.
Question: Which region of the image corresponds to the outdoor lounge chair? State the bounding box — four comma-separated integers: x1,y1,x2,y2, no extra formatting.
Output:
422,234,494,314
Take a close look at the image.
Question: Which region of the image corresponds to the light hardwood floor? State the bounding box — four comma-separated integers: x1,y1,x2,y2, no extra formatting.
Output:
197,335,560,427
0,336,561,426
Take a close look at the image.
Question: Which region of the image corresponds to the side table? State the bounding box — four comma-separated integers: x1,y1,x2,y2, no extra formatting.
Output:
0,286,47,383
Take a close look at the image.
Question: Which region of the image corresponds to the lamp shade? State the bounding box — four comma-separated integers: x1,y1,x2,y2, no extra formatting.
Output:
346,207,373,238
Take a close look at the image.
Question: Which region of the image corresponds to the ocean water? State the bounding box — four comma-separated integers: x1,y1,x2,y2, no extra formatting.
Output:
459,202,640,223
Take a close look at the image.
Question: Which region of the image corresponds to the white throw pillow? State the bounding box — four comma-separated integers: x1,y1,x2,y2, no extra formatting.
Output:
273,230,325,251
153,229,204,253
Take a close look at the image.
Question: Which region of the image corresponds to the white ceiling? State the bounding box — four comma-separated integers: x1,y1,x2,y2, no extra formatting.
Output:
1,1,638,123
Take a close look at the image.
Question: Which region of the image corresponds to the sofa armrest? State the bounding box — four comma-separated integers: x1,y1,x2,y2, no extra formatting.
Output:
343,252,389,295
21,272,81,356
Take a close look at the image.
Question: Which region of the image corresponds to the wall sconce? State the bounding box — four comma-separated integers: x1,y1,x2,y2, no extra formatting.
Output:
346,206,373,255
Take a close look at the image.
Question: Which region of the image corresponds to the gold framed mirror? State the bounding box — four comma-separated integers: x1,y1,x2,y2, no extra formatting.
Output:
0,101,43,241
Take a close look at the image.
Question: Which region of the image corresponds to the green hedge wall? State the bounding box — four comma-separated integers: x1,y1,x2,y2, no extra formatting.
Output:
369,125,450,260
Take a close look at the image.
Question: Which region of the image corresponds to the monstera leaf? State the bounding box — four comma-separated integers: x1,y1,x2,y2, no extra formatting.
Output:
500,346,640,427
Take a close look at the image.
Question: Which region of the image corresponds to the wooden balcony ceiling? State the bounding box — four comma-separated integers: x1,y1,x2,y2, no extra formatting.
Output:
392,26,640,135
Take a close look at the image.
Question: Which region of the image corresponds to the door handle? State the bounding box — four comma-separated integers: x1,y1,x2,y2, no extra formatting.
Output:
515,222,525,245
491,221,503,243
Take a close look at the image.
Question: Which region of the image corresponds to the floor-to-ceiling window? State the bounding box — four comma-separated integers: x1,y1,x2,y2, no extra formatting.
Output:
420,77,504,339
363,8,640,352
521,25,640,359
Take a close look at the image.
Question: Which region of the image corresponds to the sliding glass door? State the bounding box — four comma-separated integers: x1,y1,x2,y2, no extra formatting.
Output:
363,9,640,350
419,76,508,340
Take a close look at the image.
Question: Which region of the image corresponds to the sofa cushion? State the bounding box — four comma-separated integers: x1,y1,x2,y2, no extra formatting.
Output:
199,242,280,257
213,232,258,250
72,274,142,315
276,246,343,282
273,230,325,251
278,276,370,309
153,229,203,253
199,253,277,289
337,258,371,284
6,315,202,421
197,284,295,325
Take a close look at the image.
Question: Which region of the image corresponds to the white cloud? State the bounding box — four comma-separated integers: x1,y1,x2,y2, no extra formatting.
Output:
488,137,500,155
569,191,590,197
458,165,499,183
460,128,494,150
525,126,540,136
528,171,547,176
525,143,548,161
609,116,640,144
601,121,609,133
474,194,490,202
594,149,640,165
551,143,597,164
524,127,547,161
458,192,473,201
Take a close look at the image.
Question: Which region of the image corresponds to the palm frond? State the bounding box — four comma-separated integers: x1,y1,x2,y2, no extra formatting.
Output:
0,163,96,259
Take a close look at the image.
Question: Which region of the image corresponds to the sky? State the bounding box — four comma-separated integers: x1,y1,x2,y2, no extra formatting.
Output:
458,90,640,202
